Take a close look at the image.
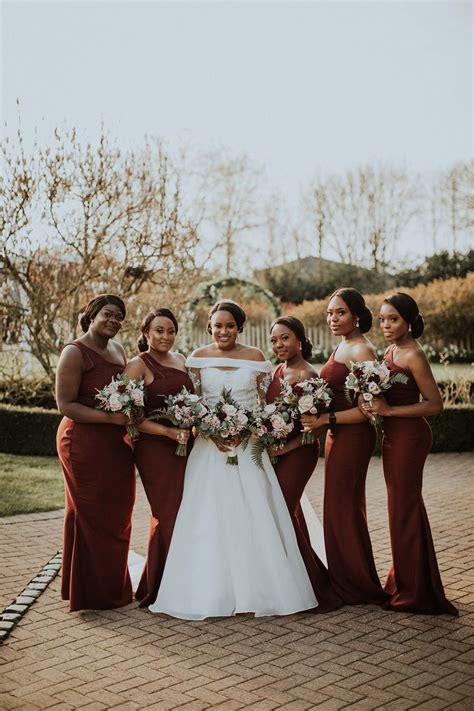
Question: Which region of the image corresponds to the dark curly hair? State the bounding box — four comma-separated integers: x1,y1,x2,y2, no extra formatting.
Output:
383,292,424,338
271,316,313,360
329,287,372,333
207,300,246,334
137,308,179,352
79,295,126,333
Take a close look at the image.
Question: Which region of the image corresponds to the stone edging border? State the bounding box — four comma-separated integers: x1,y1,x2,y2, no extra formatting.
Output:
0,550,62,644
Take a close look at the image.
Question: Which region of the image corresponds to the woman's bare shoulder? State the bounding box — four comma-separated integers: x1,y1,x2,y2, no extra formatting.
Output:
236,345,266,362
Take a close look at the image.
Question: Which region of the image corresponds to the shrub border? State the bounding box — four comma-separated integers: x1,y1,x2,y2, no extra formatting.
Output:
0,404,472,457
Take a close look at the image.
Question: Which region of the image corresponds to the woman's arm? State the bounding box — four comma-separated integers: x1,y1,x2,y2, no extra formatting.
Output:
55,346,128,424
267,433,311,458
300,406,367,436
188,367,202,396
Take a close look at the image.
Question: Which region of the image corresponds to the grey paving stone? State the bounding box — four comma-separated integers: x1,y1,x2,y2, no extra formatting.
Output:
7,597,30,613
19,589,40,599
1,613,22,622
0,620,15,631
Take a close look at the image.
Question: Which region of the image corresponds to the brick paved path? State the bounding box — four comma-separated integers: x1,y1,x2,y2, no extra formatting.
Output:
0,453,473,710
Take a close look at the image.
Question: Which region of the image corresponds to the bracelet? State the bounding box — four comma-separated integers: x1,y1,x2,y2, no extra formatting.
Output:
328,411,337,432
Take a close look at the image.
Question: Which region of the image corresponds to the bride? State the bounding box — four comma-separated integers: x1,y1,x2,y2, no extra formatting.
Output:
148,300,318,620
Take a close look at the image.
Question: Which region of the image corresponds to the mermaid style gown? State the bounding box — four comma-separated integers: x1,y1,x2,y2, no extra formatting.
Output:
382,346,457,615
148,357,318,620
320,350,388,605
266,364,343,613
134,352,194,606
57,341,135,611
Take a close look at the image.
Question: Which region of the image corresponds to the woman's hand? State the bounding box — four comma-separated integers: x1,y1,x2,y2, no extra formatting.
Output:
361,397,390,417
210,436,235,453
358,394,372,420
267,442,290,458
108,412,130,426
168,427,191,445
300,412,328,437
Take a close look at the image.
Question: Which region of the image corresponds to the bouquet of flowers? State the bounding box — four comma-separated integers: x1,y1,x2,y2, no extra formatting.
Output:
195,386,251,465
287,377,334,444
95,373,145,440
344,359,408,427
249,397,296,468
150,386,208,456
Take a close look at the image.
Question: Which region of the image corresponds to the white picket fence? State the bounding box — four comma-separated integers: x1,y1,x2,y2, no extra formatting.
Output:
187,319,474,354
188,319,337,353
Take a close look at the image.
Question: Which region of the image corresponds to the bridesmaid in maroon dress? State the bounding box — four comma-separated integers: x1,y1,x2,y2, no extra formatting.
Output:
267,316,343,613
123,309,193,607
360,293,457,615
301,288,388,605
56,295,135,611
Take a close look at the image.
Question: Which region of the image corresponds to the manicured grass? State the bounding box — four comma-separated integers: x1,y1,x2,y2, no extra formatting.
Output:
0,453,64,517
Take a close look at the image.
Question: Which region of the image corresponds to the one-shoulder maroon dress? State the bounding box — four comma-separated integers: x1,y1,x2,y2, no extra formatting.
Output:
382,346,457,615
320,350,388,605
266,365,343,613
134,353,194,606
56,341,135,611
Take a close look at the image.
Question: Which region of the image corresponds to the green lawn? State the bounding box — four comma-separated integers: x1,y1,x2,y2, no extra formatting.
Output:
0,453,64,517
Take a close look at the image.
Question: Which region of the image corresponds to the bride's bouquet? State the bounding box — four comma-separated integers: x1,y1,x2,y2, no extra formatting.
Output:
344,359,408,427
95,373,145,440
288,377,334,444
249,380,297,468
195,386,250,465
150,386,208,456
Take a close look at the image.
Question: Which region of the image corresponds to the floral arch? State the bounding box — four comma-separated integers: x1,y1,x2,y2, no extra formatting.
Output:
180,277,282,353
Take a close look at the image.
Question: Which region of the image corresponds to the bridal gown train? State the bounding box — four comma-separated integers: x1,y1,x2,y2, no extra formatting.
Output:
148,357,318,620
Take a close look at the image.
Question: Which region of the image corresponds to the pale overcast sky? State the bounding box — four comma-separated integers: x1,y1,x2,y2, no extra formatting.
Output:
1,0,472,257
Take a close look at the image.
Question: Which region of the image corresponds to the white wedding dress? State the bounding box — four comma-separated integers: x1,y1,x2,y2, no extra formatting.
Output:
148,358,318,620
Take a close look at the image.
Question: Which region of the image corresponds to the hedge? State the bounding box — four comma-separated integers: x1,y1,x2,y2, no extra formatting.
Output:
0,405,62,456
0,404,472,457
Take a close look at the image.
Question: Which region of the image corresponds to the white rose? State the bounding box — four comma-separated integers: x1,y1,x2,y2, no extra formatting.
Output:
222,403,237,417
297,395,314,413
237,411,248,426
264,404,277,414
108,393,123,412
130,389,144,406
188,394,200,402
368,382,382,394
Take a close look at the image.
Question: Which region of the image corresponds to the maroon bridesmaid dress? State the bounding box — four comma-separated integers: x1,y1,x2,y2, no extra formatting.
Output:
134,353,194,607
56,341,135,611
382,346,457,615
320,350,388,605
266,365,343,613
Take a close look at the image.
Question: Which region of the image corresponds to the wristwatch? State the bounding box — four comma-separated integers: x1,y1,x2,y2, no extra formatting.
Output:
328,411,337,432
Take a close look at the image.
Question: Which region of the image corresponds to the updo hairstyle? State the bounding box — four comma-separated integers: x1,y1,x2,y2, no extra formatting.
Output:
207,300,246,335
79,295,126,333
383,292,424,338
271,316,313,360
138,308,179,352
329,287,372,333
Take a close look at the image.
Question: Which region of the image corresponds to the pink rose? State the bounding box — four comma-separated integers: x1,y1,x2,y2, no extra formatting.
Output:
297,395,314,413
